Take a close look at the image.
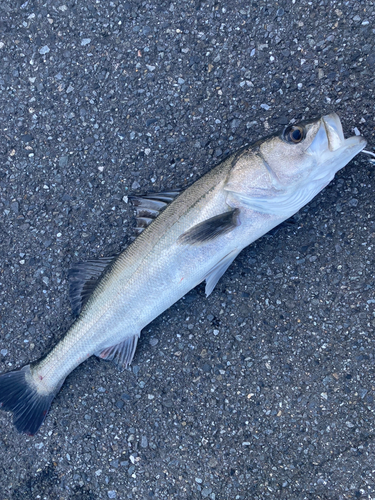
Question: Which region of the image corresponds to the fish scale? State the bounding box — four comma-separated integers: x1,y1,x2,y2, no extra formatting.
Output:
0,112,366,434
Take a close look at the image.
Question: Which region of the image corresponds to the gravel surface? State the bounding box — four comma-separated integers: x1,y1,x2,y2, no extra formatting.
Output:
1,1,375,499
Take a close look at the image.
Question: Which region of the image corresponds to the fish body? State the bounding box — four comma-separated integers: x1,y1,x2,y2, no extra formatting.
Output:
0,113,366,434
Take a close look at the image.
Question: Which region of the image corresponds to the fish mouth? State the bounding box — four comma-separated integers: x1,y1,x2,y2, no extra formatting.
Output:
322,113,345,151
304,112,367,183
312,112,366,154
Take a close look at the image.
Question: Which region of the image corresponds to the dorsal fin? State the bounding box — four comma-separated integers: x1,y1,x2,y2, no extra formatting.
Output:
129,191,180,234
68,257,115,316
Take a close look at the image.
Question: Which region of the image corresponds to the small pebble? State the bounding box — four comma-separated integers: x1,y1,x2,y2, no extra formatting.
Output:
10,202,19,214
359,388,368,399
81,38,91,46
231,118,242,130
133,365,140,375
59,156,68,167
39,45,50,55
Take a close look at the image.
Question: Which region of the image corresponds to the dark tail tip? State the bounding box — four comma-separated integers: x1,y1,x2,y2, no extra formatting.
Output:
0,365,55,435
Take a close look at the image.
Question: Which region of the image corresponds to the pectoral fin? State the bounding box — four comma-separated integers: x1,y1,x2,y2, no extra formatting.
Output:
95,333,140,370
204,249,241,296
178,209,240,245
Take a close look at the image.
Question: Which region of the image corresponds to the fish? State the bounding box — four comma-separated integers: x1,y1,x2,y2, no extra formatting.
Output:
0,112,366,435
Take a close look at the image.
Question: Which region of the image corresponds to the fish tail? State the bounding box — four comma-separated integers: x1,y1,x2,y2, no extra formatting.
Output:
0,364,56,435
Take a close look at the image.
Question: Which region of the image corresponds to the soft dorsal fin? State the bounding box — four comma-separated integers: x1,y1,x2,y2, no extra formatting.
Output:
68,257,114,316
95,333,140,370
129,191,180,234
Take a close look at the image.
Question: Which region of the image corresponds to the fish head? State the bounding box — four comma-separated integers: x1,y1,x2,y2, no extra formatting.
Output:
260,112,366,187
226,113,366,216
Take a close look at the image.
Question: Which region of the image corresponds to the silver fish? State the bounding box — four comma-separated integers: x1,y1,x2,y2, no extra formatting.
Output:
0,112,366,434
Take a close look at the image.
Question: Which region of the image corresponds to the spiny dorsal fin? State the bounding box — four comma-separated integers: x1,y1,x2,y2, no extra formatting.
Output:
178,209,240,246
68,257,114,316
129,190,180,234
95,333,140,370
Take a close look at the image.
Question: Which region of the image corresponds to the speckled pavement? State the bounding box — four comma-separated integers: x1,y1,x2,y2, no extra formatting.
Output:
0,1,374,499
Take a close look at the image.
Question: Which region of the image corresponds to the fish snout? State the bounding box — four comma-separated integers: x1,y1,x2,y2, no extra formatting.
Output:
322,112,366,152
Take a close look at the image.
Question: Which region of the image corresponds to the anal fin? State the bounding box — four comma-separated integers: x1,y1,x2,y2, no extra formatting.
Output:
95,334,140,370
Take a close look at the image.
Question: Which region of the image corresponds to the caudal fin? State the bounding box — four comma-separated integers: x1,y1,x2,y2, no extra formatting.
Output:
0,365,55,435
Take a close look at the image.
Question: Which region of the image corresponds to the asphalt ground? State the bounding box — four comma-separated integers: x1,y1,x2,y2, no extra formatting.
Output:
0,1,375,499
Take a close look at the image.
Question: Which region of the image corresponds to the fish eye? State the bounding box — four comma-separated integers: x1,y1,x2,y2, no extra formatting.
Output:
283,125,305,144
